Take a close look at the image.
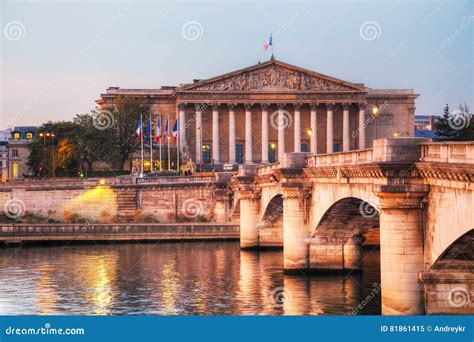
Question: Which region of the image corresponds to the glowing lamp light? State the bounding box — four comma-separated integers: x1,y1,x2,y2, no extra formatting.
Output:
270,143,276,149
393,131,400,137
372,103,380,115
307,128,313,137
99,179,106,185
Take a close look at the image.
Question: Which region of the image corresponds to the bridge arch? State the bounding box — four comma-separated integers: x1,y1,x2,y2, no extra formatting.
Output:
310,183,379,236
309,196,380,273
259,194,284,248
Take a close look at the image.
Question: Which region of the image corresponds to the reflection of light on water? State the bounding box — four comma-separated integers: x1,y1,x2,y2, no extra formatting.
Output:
161,259,180,314
75,253,117,315
36,264,57,314
91,259,114,315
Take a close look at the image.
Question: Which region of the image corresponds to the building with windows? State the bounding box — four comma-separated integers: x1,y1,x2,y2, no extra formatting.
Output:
97,59,418,168
4,126,37,179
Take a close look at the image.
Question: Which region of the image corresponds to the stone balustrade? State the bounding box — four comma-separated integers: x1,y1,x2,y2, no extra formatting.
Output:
136,175,216,184
256,162,281,175
309,149,374,167
420,142,474,164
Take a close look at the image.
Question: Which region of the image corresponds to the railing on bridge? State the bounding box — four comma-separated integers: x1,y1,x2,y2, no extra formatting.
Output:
256,162,281,175
136,175,216,184
307,149,374,167
420,142,474,164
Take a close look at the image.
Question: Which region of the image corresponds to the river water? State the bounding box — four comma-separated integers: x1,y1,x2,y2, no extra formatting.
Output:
0,242,381,315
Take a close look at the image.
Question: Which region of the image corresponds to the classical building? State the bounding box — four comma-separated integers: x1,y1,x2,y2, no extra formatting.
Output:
97,59,418,167
1,126,37,180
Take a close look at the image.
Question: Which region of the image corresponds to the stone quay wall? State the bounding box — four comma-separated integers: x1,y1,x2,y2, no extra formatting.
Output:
0,223,239,244
0,176,234,224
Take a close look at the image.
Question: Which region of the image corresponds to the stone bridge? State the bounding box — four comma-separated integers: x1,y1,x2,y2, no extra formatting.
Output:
230,138,474,315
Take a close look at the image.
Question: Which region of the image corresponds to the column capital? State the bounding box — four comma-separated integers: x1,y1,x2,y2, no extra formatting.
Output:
277,103,286,110
228,103,236,110
310,103,319,111
260,103,269,110
342,103,351,110
245,103,253,111
195,103,205,111
178,103,186,110
326,103,335,110
294,103,302,110
212,104,219,111
357,102,366,109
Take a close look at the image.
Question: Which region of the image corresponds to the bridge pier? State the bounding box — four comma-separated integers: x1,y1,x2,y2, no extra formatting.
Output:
283,187,310,273
377,189,427,315
308,235,365,272
239,193,260,249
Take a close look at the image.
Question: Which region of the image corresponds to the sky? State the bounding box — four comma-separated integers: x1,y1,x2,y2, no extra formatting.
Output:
1,0,472,128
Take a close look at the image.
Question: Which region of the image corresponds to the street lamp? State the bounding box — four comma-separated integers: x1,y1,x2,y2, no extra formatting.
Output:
307,128,313,137
372,103,380,139
38,131,55,178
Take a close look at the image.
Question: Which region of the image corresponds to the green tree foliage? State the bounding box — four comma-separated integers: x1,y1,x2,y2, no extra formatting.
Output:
436,103,474,141
27,96,149,176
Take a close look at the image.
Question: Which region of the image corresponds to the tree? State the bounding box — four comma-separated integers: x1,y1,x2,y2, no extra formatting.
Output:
110,96,149,170
435,103,474,141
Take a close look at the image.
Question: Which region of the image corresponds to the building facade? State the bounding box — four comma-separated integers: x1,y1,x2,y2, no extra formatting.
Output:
1,127,37,180
97,59,418,167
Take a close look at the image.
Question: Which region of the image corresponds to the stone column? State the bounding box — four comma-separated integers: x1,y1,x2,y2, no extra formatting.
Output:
310,104,317,154
212,104,220,164
245,104,253,164
343,103,350,152
283,187,309,272
261,104,269,163
358,104,366,150
277,104,286,162
293,104,301,152
178,103,186,154
376,190,427,315
228,104,236,164
326,104,334,153
240,192,260,249
195,104,202,164
343,235,365,270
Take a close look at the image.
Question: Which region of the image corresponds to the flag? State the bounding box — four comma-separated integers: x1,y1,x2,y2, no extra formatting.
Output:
154,116,161,143
136,117,142,142
172,119,178,142
145,116,151,141
263,34,272,50
164,118,169,136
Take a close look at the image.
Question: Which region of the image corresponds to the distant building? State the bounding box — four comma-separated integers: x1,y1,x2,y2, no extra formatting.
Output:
414,115,439,140
5,126,37,180
415,115,438,131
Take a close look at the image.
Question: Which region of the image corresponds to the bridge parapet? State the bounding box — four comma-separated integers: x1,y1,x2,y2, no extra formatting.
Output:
420,141,474,164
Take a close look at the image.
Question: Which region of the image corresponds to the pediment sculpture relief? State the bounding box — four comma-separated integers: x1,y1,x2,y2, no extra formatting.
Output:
190,65,358,92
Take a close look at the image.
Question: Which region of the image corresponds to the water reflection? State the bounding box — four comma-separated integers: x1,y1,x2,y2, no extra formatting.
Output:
0,242,380,315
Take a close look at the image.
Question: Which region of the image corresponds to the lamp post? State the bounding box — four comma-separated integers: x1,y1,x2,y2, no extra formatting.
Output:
372,103,380,140
39,132,55,178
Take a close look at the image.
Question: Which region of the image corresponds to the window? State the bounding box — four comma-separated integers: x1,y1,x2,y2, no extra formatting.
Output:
301,143,308,152
12,149,19,158
0,161,2,167
202,144,211,164
235,144,244,164
268,143,277,163
333,143,341,152
13,132,20,140
12,162,18,178
26,132,33,139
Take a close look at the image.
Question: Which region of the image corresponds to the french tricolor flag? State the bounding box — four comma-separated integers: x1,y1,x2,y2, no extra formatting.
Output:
172,119,178,142
154,116,161,143
136,117,142,142
263,34,272,50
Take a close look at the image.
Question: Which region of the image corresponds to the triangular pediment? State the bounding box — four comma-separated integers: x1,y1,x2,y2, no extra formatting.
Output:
179,60,367,93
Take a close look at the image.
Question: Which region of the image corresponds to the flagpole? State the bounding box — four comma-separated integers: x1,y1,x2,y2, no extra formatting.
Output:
271,34,274,59
140,113,144,176
176,117,180,174
159,113,162,171
167,114,171,171
149,113,153,172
